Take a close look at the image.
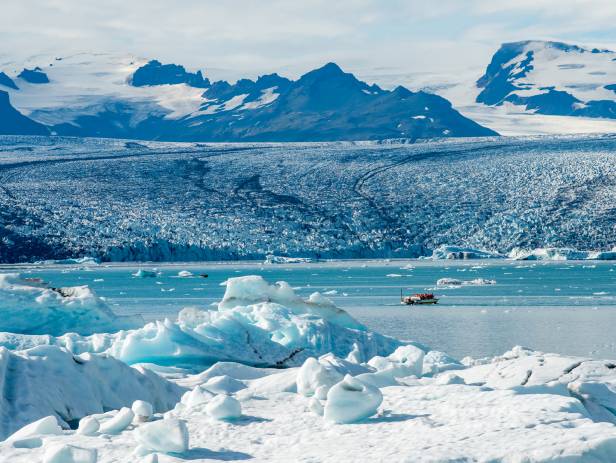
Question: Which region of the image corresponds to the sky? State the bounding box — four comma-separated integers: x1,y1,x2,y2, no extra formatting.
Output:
2,0,616,86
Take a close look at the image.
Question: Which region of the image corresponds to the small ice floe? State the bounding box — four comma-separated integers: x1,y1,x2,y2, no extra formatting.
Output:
133,269,157,278
400,264,415,270
161,288,175,292
436,278,496,287
594,292,609,296
323,290,338,295
178,270,193,277
93,278,104,282
264,254,313,264
386,273,403,278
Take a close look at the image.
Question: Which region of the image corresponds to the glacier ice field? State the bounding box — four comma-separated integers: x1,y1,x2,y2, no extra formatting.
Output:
3,134,616,263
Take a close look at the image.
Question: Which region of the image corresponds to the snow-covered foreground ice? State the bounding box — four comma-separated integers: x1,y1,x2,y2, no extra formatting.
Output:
3,346,616,461
5,274,616,460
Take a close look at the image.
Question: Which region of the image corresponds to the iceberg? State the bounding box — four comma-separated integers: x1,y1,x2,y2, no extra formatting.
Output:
431,245,504,260
0,276,402,369
436,277,496,287
509,247,616,261
264,255,314,264
0,345,183,440
133,269,158,278
0,273,142,336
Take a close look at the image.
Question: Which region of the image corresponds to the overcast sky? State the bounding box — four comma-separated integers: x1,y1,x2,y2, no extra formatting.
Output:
3,0,616,85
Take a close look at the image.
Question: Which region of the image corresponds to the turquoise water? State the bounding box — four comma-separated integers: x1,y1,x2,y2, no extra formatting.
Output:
4,260,616,360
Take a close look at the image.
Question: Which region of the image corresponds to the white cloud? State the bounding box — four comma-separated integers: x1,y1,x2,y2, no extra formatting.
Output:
1,0,615,86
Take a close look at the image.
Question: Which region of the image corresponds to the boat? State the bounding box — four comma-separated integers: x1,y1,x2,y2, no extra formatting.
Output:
401,290,439,305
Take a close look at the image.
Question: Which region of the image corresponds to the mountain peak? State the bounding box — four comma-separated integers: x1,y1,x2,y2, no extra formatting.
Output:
299,62,347,81
477,40,616,119
130,60,210,88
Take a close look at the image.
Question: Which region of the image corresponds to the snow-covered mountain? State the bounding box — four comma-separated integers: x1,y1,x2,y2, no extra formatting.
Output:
0,53,496,141
0,91,48,136
477,40,616,119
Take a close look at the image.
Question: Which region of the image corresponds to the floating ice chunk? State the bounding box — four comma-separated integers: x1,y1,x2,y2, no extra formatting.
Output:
437,278,463,286
43,443,97,463
76,416,100,436
206,395,242,420
133,269,157,278
203,375,247,394
177,270,193,277
297,357,343,398
432,245,504,260
98,407,134,434
132,400,154,422
134,418,189,454
324,375,383,423
264,255,313,264
0,273,142,335
466,278,496,286
7,416,62,444
437,277,496,287
181,386,216,409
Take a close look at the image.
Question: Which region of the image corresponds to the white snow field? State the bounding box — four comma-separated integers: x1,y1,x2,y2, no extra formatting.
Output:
2,275,616,461
3,134,616,264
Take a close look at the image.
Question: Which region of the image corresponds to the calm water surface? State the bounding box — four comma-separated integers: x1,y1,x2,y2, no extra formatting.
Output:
4,260,616,360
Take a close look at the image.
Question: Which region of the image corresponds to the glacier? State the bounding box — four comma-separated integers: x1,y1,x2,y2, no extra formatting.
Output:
3,134,616,263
